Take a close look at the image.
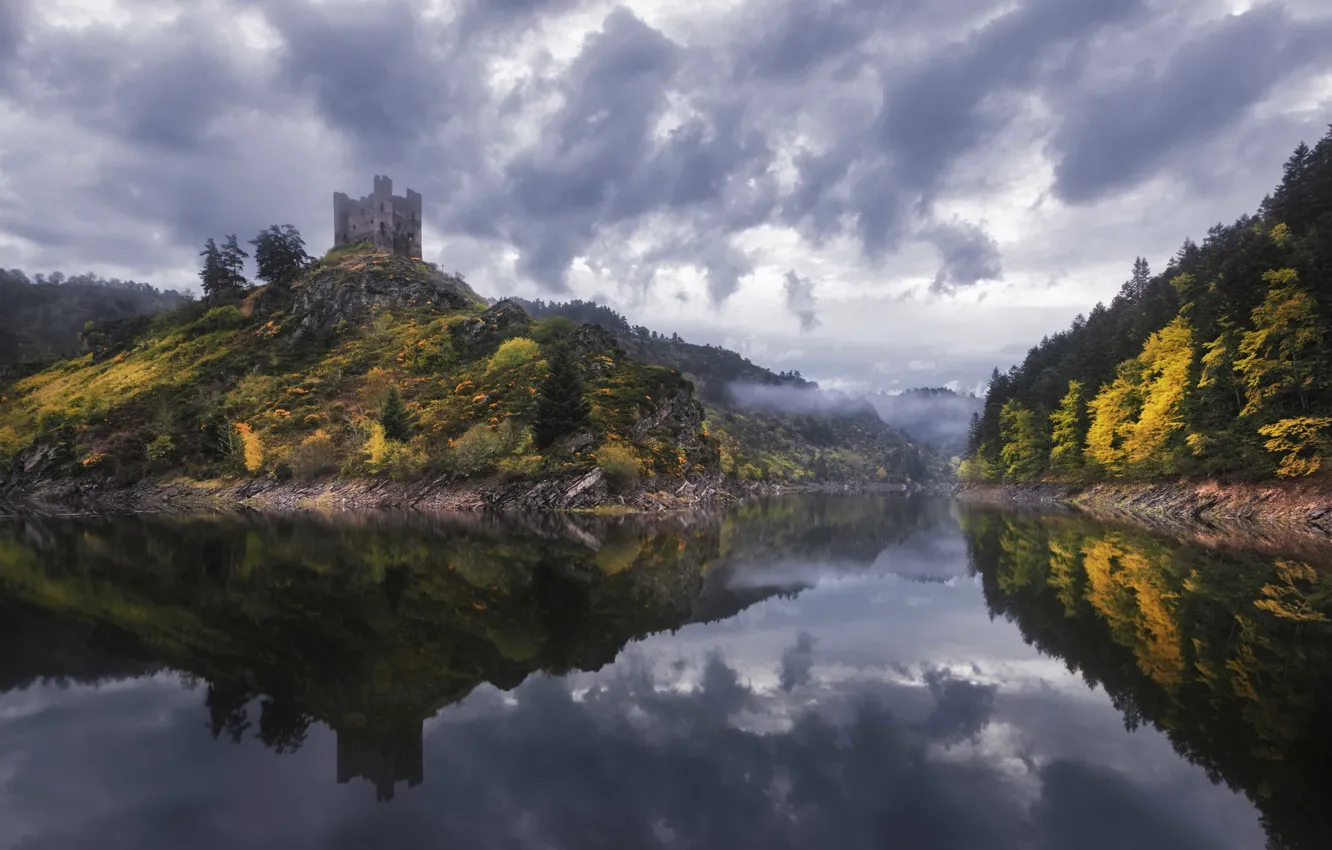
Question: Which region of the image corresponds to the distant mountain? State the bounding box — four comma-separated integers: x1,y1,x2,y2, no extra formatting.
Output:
514,298,945,483
868,387,984,458
0,269,189,367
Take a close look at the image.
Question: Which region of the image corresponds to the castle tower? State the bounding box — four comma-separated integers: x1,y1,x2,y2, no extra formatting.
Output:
333,175,423,259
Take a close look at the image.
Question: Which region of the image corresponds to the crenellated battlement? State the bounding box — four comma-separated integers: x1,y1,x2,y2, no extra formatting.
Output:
333,175,423,259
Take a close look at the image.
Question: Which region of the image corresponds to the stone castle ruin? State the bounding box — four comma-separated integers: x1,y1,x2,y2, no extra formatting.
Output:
333,175,422,259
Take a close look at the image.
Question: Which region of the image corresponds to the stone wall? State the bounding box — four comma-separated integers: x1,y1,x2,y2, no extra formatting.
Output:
333,175,423,258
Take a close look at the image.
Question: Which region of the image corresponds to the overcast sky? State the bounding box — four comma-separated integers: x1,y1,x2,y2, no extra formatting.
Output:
2,0,1330,393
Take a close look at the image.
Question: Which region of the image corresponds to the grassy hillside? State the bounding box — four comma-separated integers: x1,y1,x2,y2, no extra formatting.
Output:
0,246,716,489
516,298,943,483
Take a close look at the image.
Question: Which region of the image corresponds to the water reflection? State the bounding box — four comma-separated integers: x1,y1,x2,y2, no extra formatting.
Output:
962,507,1332,850
0,498,1325,848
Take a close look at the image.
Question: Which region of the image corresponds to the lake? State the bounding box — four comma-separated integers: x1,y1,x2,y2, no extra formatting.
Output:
0,496,1328,849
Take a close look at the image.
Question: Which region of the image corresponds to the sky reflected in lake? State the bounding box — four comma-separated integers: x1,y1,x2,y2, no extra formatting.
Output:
2,497,1327,850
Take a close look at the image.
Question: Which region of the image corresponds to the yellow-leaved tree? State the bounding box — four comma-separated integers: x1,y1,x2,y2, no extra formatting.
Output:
1048,380,1086,476
1122,317,1194,476
999,399,1045,482
1085,360,1142,476
1257,417,1332,478
1235,268,1325,416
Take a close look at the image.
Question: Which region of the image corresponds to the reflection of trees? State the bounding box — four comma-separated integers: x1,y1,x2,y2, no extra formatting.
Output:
961,508,1332,850
0,496,935,800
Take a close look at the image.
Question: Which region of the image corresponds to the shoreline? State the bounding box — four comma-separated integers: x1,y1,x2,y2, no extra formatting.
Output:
956,479,1332,542
0,469,918,518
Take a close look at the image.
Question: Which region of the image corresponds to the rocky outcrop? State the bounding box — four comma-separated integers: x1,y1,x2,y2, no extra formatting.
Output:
448,299,531,358
286,253,480,341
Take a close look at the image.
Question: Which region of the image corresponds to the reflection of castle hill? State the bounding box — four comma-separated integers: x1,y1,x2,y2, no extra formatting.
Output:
959,507,1332,850
0,496,931,800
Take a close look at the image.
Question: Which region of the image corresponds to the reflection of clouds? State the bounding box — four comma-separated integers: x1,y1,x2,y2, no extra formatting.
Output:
0,522,1266,850
0,640,1261,850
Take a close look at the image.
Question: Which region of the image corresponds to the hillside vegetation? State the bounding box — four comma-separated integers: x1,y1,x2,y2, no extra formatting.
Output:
516,298,942,483
0,270,188,367
963,127,1332,484
0,246,718,491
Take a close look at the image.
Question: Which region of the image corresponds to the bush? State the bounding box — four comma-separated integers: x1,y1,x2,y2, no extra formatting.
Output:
291,430,339,480
145,434,176,463
448,423,505,476
447,421,530,479
486,337,542,375
195,305,246,333
496,453,544,480
596,442,641,491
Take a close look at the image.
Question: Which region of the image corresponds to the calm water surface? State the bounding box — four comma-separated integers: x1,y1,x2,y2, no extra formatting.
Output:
1,497,1329,849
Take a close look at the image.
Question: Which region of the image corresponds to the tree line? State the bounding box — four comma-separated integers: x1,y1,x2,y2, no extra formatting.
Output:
963,126,1332,482
198,225,312,304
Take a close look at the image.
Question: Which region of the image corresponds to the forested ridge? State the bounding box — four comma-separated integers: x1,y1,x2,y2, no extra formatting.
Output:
963,127,1332,483
0,269,188,367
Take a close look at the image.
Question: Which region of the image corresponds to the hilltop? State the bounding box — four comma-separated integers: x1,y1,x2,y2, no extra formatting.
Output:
0,245,938,512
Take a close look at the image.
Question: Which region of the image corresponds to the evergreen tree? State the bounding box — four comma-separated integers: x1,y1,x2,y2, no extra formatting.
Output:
379,386,412,442
249,225,311,289
199,235,249,304
533,343,591,449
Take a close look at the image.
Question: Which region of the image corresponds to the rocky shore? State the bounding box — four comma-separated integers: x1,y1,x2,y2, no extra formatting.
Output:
957,479,1332,541
0,467,914,517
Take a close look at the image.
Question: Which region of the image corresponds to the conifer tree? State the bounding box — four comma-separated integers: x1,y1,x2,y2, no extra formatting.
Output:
199,235,250,304
379,386,412,442
998,399,1045,482
249,225,311,289
533,343,591,449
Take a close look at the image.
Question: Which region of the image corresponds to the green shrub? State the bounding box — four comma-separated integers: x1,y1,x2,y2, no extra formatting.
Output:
195,305,246,333
145,434,176,463
291,430,339,480
486,337,541,375
447,420,533,477
596,442,641,491
496,453,544,480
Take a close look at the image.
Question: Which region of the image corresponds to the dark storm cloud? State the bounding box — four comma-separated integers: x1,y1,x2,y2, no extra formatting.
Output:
1049,3,1332,204
1,0,1329,305
925,220,1003,294
783,270,820,332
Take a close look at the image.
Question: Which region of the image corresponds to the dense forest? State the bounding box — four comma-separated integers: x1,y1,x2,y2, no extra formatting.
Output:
0,269,188,367
963,127,1332,483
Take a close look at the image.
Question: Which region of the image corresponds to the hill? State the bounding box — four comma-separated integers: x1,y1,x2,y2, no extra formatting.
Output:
0,246,720,505
515,298,943,483
0,244,939,509
0,269,188,367
962,126,1332,485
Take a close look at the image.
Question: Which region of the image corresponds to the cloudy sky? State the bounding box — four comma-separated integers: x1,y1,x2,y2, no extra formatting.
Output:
1,0,1330,393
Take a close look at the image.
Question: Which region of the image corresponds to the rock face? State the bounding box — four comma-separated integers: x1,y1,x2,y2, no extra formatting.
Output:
449,299,532,358
286,253,480,341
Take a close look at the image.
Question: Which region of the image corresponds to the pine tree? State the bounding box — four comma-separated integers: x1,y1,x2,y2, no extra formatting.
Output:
199,235,249,304
533,343,591,449
379,386,411,442
249,224,311,289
